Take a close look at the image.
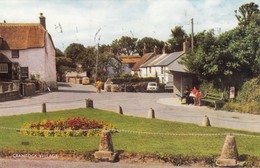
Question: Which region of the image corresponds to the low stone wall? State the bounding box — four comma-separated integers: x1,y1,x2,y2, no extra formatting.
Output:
0,91,21,102
0,82,13,93
22,83,36,96
111,84,121,92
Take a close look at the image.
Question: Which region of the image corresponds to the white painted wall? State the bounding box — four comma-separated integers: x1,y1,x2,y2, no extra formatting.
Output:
44,33,57,89
1,48,45,79
139,66,172,84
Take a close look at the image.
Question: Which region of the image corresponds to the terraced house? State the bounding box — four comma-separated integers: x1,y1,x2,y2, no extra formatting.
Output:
139,41,194,96
0,13,57,93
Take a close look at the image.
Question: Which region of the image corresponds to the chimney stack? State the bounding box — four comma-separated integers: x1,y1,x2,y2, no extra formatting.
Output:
143,43,147,56
183,39,190,53
162,42,168,54
153,45,157,55
0,36,3,48
39,13,46,29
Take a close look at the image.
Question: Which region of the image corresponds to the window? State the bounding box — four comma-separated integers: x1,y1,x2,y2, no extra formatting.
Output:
12,50,19,58
20,67,29,78
0,63,8,73
149,67,151,74
161,66,164,74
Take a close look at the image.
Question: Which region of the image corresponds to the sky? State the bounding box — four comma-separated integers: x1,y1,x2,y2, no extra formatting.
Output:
0,0,258,51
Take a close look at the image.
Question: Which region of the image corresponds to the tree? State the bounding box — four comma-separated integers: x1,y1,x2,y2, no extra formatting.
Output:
64,43,86,63
167,26,188,52
193,29,216,52
235,2,260,27
181,2,260,90
64,43,97,78
55,48,76,82
96,44,114,79
136,37,164,56
111,36,138,55
80,46,96,78
181,24,260,89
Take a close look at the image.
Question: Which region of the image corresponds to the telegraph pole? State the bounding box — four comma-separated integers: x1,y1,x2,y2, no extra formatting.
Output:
191,18,194,51
95,41,99,82
94,28,101,82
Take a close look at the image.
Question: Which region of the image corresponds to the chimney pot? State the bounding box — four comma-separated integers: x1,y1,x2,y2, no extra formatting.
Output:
39,13,46,29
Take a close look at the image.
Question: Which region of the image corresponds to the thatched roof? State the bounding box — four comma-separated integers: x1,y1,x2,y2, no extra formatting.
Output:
132,52,155,71
0,23,46,50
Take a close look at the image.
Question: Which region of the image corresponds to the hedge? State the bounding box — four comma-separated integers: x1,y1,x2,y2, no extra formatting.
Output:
111,77,158,84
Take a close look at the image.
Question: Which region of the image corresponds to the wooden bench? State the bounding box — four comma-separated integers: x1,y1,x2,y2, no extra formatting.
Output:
201,92,224,109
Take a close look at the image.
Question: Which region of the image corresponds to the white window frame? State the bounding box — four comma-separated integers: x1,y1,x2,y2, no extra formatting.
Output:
21,67,29,78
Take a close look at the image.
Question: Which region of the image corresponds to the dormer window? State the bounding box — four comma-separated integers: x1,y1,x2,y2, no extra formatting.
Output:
12,50,19,58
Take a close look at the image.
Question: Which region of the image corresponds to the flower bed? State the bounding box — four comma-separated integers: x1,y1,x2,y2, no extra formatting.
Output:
20,117,115,137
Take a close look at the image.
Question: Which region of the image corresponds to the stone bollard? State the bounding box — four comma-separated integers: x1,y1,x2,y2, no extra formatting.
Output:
86,98,94,108
216,135,239,167
94,129,116,161
117,105,123,115
147,108,155,119
202,115,211,127
42,103,46,113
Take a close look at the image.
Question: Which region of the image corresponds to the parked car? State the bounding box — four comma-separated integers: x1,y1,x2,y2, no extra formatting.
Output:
82,77,90,85
164,82,173,92
146,82,158,92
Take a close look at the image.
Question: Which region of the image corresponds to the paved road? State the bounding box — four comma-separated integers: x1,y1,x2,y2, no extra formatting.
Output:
0,82,259,133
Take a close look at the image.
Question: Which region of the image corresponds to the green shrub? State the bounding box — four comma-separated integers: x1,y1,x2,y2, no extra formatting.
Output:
222,77,260,114
111,76,158,84
236,77,260,103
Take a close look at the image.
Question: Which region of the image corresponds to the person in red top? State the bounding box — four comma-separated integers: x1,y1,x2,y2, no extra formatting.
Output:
191,86,204,106
191,86,198,105
192,86,198,95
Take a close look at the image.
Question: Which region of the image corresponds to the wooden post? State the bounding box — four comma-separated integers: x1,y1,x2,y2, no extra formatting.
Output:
42,103,46,113
86,99,94,108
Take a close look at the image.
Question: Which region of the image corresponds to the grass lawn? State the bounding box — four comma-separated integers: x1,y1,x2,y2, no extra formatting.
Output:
1,108,260,158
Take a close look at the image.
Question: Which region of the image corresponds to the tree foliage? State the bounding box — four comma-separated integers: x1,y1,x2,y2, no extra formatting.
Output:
182,25,260,89
64,43,86,63
136,37,164,56
64,43,97,78
111,36,138,55
167,26,188,52
235,2,260,27
55,48,76,81
181,2,260,90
